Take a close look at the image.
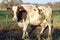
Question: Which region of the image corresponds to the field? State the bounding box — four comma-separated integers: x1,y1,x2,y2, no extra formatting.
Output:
0,10,18,27
0,10,60,40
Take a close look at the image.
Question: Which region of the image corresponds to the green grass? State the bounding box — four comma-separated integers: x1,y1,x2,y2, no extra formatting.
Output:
52,14,60,24
0,10,11,20
0,10,18,27
52,9,60,14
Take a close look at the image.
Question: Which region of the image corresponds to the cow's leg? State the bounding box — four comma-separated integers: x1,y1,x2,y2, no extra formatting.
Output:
36,27,45,40
40,21,51,35
40,21,52,40
40,27,45,35
40,20,48,34
48,24,51,36
22,25,28,39
22,26,27,38
46,24,52,40
48,23,52,40
45,15,52,36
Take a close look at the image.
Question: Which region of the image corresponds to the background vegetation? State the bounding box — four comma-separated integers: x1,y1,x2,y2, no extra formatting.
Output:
0,10,18,27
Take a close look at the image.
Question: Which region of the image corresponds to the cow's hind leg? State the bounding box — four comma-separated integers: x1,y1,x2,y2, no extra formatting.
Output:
39,20,49,40
48,24,51,36
40,27,45,35
47,24,52,40
40,20,48,35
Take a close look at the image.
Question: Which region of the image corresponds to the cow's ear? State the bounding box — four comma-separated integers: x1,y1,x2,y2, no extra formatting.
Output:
18,6,22,11
7,7,12,11
18,5,25,11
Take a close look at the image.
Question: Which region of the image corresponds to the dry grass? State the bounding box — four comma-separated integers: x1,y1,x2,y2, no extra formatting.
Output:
53,23,60,29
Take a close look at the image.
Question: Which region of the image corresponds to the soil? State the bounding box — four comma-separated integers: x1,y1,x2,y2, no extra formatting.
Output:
0,25,60,40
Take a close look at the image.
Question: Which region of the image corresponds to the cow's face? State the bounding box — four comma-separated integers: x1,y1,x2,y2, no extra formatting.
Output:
12,6,18,21
7,6,27,22
7,6,18,21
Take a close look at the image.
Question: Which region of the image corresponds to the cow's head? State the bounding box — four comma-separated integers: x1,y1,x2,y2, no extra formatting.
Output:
7,6,27,22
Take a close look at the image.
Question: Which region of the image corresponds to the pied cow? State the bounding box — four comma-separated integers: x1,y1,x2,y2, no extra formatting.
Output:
7,4,52,39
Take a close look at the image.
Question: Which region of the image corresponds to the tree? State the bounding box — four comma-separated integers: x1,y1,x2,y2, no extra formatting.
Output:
0,2,5,9
54,2,60,9
2,0,23,7
46,2,53,8
11,0,22,4
19,0,23,3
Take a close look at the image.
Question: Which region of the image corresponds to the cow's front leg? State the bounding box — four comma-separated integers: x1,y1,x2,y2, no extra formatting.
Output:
17,22,27,39
22,25,28,39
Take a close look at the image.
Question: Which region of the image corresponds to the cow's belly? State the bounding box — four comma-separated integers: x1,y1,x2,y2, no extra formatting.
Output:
29,13,44,25
29,16,41,25
30,19,41,25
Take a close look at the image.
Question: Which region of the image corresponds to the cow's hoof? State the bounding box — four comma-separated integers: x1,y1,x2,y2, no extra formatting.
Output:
22,36,25,39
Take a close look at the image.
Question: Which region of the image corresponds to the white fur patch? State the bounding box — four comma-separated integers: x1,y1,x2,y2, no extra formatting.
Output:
12,6,18,21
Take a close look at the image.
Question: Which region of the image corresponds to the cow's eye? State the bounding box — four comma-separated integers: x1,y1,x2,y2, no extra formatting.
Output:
34,9,36,11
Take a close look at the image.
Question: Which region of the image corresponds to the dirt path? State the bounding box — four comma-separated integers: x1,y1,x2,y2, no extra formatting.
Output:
53,23,60,29
0,24,60,40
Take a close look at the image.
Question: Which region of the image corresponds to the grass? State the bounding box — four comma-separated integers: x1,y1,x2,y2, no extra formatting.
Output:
53,14,60,23
0,10,18,27
52,9,60,14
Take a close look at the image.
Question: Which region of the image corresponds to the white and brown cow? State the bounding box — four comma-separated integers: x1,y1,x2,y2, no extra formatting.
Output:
7,4,52,39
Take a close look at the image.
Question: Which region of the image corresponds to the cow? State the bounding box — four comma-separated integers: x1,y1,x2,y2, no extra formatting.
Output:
7,4,52,40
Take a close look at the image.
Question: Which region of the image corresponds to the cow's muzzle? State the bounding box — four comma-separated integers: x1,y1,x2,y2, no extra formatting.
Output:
12,18,17,22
